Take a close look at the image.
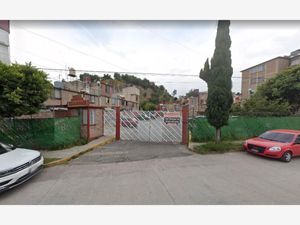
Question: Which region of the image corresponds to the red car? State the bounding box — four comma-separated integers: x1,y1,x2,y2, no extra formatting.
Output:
243,129,300,162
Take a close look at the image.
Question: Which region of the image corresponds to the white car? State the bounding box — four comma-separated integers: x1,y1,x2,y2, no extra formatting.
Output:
0,142,44,193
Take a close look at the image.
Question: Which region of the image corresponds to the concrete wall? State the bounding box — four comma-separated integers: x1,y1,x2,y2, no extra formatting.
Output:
0,28,10,64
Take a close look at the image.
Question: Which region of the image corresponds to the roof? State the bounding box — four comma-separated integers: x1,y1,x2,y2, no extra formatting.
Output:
268,129,300,135
241,56,289,72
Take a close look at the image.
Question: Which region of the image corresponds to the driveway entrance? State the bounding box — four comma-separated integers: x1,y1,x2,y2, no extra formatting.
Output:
71,141,192,165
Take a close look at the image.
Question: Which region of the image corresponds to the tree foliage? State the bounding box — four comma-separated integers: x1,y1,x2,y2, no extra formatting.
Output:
185,89,199,98
0,62,52,117
236,65,300,116
140,101,157,111
199,20,233,142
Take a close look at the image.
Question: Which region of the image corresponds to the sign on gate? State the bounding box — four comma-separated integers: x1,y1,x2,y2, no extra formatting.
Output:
164,112,180,125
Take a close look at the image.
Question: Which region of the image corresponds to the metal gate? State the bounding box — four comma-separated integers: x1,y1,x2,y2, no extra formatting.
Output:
104,108,182,143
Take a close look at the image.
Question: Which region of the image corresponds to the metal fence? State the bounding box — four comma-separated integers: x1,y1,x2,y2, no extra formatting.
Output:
189,116,300,142
0,116,81,150
104,109,182,143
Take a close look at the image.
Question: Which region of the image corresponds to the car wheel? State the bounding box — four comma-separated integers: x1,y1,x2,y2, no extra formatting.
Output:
281,151,292,162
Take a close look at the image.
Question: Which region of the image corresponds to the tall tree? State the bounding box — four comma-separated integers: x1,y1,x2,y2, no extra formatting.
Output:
0,62,52,117
199,20,233,142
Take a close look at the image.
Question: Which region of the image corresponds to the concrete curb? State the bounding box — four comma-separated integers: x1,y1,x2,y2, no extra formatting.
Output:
44,137,115,168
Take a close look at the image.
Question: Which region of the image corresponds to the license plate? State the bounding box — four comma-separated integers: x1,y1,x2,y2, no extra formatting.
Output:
251,149,258,153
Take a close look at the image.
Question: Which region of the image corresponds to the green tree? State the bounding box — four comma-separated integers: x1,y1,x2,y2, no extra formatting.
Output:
199,20,233,142
253,65,300,114
140,101,157,111
0,62,52,117
185,89,199,98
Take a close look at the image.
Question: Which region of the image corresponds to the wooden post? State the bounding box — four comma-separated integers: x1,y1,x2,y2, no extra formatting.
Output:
182,104,189,145
115,106,120,140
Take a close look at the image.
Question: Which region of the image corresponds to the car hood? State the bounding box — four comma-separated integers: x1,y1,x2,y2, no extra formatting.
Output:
247,137,290,148
0,148,41,172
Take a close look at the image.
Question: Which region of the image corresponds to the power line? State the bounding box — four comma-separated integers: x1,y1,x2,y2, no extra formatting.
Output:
37,66,244,79
13,25,129,71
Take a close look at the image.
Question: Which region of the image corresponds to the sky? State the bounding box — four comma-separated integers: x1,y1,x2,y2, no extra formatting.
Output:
9,21,300,96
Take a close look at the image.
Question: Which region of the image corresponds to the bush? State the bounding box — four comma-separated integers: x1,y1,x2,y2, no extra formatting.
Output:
193,141,243,154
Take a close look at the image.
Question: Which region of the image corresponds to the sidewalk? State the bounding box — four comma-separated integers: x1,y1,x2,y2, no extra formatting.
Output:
40,136,115,167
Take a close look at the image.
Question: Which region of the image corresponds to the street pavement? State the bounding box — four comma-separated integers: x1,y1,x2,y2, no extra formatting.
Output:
1,141,300,204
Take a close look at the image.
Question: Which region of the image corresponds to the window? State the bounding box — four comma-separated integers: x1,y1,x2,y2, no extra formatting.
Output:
90,95,95,103
105,97,110,104
257,76,265,84
249,64,265,74
259,132,294,143
82,109,87,125
250,78,256,85
90,110,96,125
105,85,110,94
82,109,96,125
52,88,61,99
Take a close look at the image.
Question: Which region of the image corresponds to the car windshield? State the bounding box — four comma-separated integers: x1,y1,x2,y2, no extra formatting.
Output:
259,132,295,143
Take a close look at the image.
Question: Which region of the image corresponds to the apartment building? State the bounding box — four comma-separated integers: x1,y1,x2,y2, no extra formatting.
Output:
111,86,140,110
44,79,141,111
0,20,10,64
241,49,300,100
186,91,208,117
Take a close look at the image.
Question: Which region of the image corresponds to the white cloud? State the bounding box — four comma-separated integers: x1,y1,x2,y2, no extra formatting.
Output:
9,21,300,96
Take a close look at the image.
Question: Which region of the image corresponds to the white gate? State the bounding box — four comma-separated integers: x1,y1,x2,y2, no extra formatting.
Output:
104,108,182,143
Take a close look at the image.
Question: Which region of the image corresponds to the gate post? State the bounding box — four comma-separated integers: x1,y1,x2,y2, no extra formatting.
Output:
181,104,189,145
115,106,120,140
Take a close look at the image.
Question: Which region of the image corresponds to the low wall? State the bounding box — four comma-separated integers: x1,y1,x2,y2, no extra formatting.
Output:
189,116,300,142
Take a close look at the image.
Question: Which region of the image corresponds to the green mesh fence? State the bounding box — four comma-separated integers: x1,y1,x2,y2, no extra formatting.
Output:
189,116,300,142
0,116,81,150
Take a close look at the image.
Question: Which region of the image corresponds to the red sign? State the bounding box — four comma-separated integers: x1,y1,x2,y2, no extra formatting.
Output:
164,112,180,125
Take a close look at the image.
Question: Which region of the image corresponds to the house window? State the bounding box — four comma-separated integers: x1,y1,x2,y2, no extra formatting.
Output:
82,109,96,125
52,88,61,99
90,95,95,103
105,85,110,94
249,64,265,74
82,109,87,125
257,76,265,84
250,78,257,85
90,110,96,125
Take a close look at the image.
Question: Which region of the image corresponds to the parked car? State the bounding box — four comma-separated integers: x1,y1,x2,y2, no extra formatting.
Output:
243,129,300,162
0,142,44,193
121,116,138,128
133,112,150,121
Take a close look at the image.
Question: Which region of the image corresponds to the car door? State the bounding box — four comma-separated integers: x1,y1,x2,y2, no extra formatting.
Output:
291,135,300,156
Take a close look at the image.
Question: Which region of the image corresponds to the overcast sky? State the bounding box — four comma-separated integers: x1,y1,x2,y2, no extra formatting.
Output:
9,21,300,96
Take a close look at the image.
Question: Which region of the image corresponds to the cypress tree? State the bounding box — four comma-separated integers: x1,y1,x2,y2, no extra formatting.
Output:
199,20,233,142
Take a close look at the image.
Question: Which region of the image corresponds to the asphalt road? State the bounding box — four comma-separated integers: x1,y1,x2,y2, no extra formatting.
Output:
1,141,300,204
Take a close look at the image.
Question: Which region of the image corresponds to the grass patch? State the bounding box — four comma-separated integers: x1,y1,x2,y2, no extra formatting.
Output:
193,141,243,154
43,158,61,164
